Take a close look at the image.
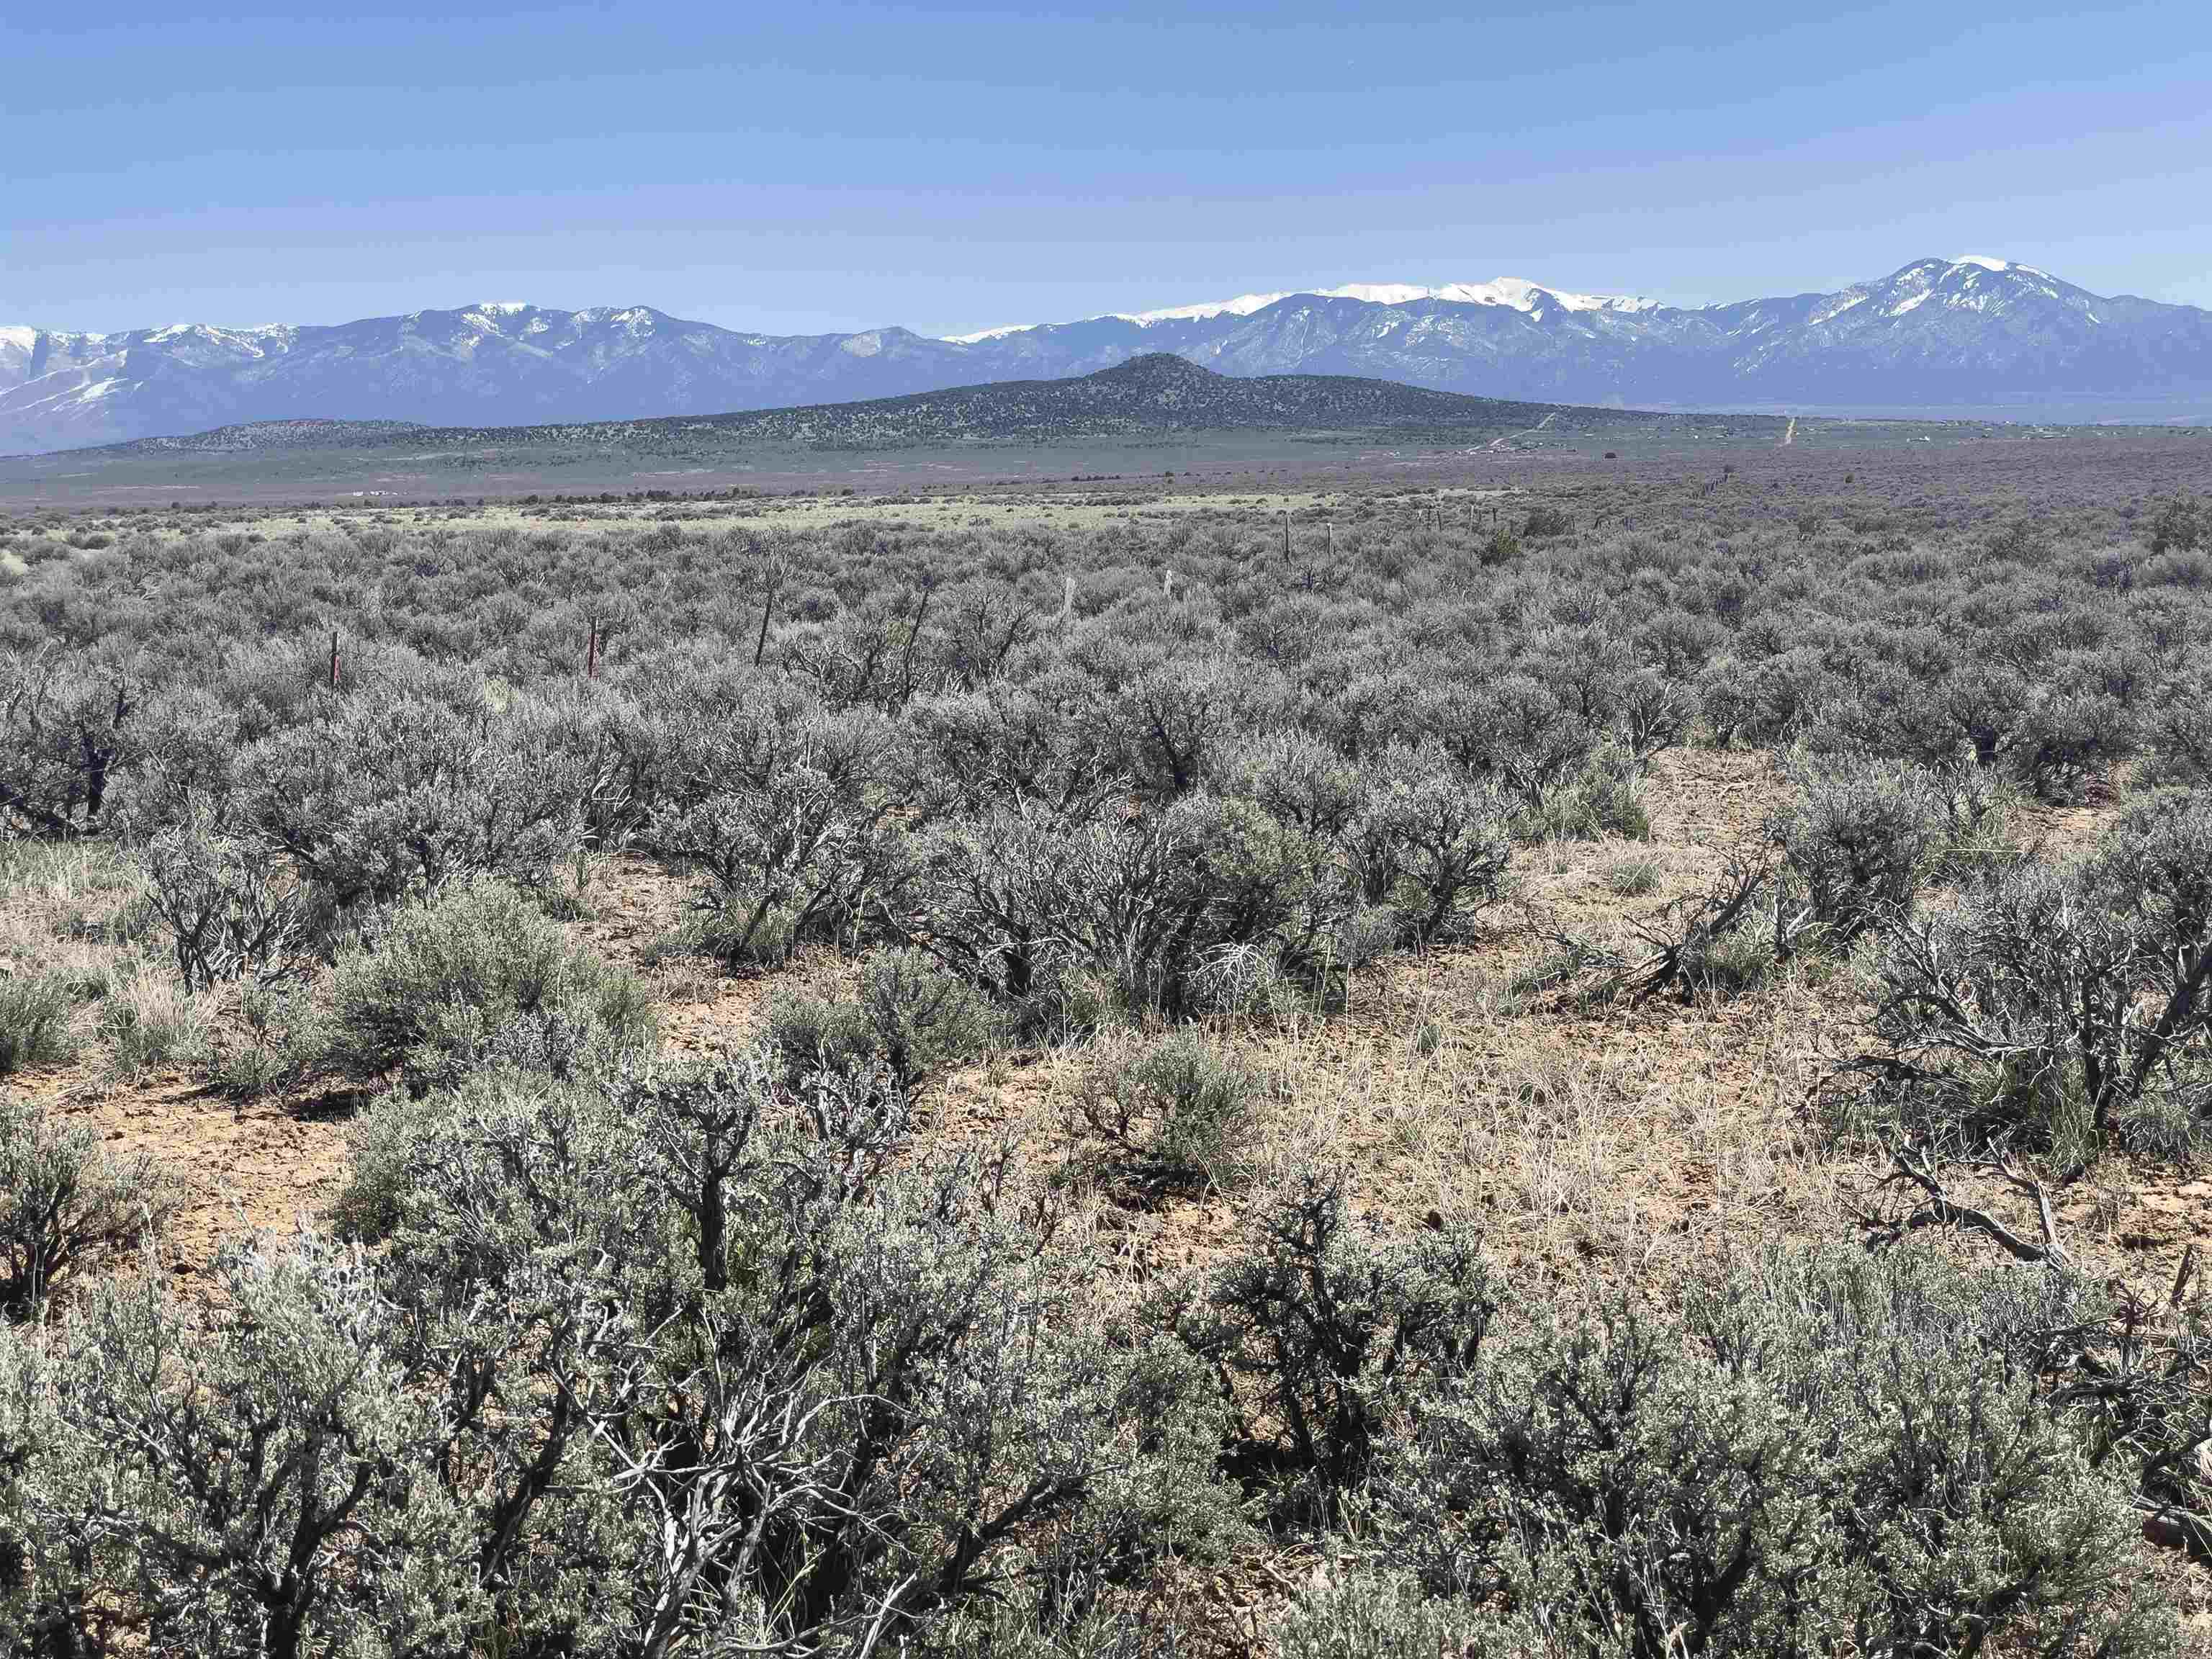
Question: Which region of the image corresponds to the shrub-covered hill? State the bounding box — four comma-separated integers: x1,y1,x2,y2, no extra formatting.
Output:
95,417,429,454
91,353,1771,459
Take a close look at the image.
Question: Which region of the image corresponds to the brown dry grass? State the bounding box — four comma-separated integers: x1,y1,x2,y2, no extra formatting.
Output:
961,748,1860,1300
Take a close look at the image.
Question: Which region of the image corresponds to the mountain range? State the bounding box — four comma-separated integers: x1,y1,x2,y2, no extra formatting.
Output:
8,258,2211,454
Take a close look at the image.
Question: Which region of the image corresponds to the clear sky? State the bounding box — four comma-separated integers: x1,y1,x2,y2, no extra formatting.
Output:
9,0,2212,337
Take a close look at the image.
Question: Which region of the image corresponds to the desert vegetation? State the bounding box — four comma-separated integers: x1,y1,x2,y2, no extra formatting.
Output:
3,441,2211,1655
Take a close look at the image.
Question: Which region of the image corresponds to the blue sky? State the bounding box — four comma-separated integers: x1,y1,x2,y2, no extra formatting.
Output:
9,0,2212,336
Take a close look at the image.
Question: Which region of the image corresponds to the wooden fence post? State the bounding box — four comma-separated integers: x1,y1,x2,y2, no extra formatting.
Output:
753,584,776,668
329,629,341,688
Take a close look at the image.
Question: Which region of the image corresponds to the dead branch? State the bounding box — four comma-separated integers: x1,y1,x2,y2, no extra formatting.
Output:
1858,1138,2073,1268
1515,904,1632,999
1621,853,1771,1004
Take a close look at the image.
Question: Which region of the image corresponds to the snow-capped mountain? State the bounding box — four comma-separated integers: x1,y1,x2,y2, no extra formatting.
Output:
942,277,1658,339
0,304,979,454
6,260,2209,453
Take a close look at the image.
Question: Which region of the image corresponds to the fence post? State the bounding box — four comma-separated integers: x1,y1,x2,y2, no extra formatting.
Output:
585,618,598,680
329,629,340,688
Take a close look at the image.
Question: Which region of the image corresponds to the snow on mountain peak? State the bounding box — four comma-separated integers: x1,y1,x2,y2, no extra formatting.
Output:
1115,289,1293,325
1113,279,1658,324
1424,278,1659,315
944,323,1037,344
940,277,1658,341
139,321,290,351
1928,257,2054,282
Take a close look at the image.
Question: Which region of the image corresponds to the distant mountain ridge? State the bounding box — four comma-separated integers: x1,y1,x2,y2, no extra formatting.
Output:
8,258,2211,454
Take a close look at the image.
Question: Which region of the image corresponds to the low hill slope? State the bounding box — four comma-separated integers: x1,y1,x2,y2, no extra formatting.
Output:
91,354,1749,459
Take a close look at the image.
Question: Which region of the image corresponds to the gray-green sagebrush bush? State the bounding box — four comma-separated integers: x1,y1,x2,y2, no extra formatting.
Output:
138,806,311,992
1,1236,483,1659
0,1318,86,1654
1416,670,1598,819
0,1089,170,1318
2142,665,2212,787
763,946,999,1095
652,697,904,968
902,745,1512,1032
1066,1029,1265,1195
1352,1247,2172,1659
0,647,131,839
1197,1189,2183,1659
905,792,1353,1025
325,880,657,1094
233,688,594,911
2143,493,2204,557
1240,729,1513,955
325,1051,1236,1657
907,677,1123,822
1073,643,1249,799
1348,741,1516,940
0,974,76,1079
1794,642,2132,802
1272,1570,1509,1659
1846,787,2212,1166
1180,1170,1496,1527
1768,749,1945,946
1401,647,1660,844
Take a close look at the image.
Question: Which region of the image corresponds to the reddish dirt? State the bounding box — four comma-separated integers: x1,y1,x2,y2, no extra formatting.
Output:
59,1075,353,1282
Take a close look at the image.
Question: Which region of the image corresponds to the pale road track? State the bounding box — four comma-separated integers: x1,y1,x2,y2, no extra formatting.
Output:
1488,408,1559,451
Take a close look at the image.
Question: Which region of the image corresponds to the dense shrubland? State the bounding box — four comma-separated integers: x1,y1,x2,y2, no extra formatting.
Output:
4,459,2212,1653
8,1061,2198,1657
